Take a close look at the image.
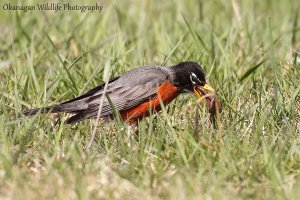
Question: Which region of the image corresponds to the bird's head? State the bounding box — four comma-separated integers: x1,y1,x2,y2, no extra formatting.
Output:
171,61,215,100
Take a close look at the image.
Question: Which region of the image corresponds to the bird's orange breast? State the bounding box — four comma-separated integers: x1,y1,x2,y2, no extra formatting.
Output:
120,80,178,124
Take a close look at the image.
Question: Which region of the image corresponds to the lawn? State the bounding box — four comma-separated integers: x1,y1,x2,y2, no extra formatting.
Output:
1,0,300,199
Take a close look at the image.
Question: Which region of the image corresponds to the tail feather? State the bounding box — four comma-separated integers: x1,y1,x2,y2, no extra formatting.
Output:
23,104,109,124
23,100,86,116
23,108,113,124
23,105,83,124
23,106,54,116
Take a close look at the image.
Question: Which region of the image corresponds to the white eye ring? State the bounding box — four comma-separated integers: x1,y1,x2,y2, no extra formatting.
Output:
190,72,200,85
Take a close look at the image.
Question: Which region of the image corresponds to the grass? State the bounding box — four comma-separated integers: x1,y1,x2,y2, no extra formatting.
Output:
1,0,300,199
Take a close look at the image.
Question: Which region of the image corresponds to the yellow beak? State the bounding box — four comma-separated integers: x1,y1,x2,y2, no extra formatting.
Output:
201,84,215,93
193,84,215,104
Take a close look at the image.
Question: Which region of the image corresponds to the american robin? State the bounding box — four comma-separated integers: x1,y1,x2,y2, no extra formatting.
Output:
23,61,216,125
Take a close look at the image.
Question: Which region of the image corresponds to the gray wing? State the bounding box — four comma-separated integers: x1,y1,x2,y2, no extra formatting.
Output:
31,66,169,123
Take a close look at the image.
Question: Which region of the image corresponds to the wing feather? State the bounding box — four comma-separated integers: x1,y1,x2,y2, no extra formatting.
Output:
24,66,170,123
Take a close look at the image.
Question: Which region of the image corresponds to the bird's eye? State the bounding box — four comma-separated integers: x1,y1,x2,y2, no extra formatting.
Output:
190,73,202,85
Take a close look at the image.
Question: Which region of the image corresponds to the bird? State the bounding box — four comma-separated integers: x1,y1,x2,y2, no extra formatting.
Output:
23,61,216,125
